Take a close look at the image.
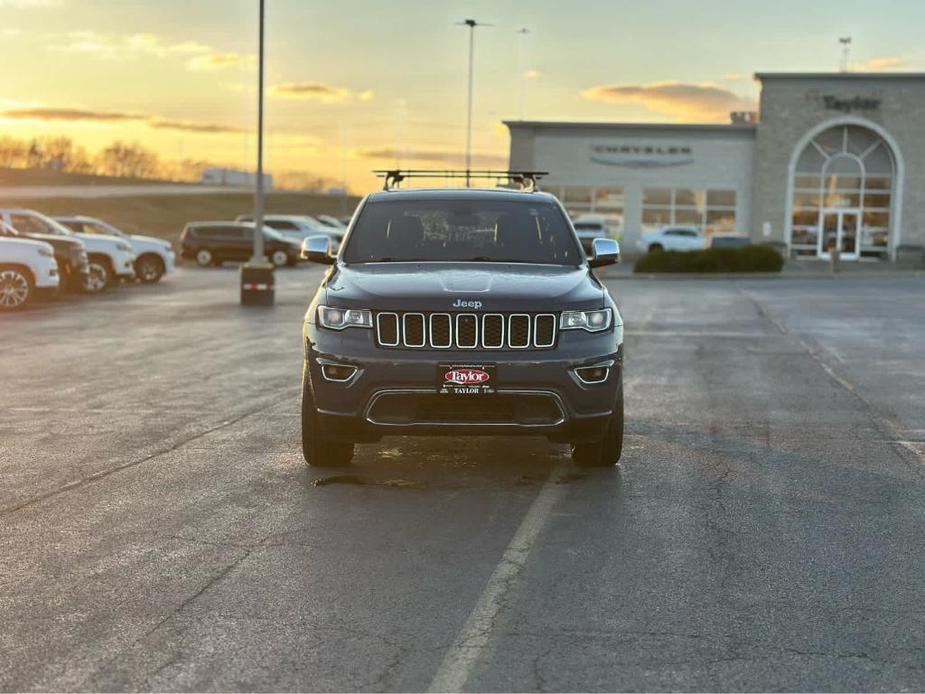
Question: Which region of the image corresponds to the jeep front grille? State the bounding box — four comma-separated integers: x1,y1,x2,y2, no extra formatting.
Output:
375,312,558,350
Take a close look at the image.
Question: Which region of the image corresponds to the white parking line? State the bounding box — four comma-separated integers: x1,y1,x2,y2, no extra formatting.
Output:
427,465,569,692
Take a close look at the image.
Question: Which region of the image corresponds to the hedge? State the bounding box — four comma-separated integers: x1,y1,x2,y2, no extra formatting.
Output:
633,245,784,273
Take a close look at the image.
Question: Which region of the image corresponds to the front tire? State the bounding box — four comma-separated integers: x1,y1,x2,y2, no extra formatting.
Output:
301,371,354,467
571,377,624,467
270,249,289,267
648,243,664,252
83,256,110,293
0,266,33,310
135,254,165,283
195,248,214,267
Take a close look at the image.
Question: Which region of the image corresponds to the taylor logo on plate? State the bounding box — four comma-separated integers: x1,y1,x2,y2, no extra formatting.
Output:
444,368,490,385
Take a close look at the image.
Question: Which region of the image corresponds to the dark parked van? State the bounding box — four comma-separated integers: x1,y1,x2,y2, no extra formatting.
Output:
179,222,301,267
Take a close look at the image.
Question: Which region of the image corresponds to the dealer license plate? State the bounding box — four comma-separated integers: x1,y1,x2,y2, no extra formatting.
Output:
438,364,497,395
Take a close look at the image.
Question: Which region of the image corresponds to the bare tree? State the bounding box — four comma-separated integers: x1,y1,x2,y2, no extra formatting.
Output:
97,141,160,179
0,137,28,168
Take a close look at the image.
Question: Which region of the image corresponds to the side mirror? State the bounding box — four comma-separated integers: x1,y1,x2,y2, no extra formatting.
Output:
588,237,620,267
301,235,335,265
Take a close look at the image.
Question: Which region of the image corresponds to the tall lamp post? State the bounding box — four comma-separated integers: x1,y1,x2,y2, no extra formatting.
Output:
516,27,529,120
839,36,852,72
241,0,273,306
457,19,489,187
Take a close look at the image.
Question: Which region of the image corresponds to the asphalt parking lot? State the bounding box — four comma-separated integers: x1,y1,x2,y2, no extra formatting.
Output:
2,267,925,691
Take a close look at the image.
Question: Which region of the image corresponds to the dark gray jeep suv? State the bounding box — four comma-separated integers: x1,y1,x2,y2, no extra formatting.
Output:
300,186,624,468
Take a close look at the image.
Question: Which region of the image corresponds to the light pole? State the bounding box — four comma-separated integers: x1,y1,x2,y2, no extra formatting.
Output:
252,0,266,264
517,27,529,120
458,19,490,187
839,36,852,72
241,0,273,306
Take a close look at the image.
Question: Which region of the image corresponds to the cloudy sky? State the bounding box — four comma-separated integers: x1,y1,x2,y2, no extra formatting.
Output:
1,0,923,190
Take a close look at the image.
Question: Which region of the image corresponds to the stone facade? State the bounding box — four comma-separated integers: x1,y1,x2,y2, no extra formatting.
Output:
751,73,925,258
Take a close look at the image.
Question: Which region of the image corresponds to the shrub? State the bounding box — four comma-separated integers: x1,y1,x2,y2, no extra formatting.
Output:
634,245,784,273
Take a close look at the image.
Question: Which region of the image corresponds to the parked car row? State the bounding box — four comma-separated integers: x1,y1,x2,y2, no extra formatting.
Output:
0,208,175,311
181,213,347,268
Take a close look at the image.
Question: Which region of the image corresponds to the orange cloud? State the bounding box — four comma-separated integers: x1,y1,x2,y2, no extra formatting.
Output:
1,107,243,134
148,119,245,134
580,81,755,122
856,57,907,71
269,82,353,103
0,107,142,122
186,51,252,71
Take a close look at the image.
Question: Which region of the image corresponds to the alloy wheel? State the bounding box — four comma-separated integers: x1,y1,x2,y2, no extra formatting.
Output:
0,269,30,309
137,257,162,282
83,262,108,293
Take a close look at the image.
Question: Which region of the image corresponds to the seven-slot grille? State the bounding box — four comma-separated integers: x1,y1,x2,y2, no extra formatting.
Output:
375,312,558,350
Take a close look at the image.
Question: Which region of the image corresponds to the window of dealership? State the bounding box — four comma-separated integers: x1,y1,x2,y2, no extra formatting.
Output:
789,124,895,259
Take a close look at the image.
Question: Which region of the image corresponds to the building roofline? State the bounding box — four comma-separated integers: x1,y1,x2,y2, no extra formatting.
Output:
755,71,925,80
503,120,756,132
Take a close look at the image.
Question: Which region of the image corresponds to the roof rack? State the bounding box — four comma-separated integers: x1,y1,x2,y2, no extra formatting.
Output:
373,169,549,192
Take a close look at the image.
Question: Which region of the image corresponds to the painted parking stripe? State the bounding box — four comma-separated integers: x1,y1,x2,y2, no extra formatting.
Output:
427,465,568,692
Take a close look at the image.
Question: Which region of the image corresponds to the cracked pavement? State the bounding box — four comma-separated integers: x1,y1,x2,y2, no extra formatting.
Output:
2,268,925,691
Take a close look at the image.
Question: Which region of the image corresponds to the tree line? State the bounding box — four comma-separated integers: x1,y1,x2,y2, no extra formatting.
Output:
0,135,333,191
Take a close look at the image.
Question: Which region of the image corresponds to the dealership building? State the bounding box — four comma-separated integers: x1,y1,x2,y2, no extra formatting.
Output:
506,72,925,261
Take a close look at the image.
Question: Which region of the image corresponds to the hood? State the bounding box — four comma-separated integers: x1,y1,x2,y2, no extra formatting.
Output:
20,232,84,252
325,262,604,312
75,232,130,254
0,237,53,253
131,234,172,249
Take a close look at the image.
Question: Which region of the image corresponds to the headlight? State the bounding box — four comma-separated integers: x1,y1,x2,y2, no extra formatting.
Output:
37,246,54,257
116,242,132,252
560,308,613,332
317,305,373,330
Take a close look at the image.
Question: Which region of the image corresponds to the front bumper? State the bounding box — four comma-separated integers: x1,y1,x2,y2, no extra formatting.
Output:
114,250,136,279
304,322,623,443
163,250,176,274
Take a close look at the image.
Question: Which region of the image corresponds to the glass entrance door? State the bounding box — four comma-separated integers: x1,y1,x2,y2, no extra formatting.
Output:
818,210,861,260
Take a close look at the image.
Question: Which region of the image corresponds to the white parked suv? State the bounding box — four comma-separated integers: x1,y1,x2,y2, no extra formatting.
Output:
0,236,59,310
54,216,175,284
0,209,135,293
637,226,705,253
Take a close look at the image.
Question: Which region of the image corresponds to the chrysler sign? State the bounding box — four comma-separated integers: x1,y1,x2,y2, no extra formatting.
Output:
591,143,694,168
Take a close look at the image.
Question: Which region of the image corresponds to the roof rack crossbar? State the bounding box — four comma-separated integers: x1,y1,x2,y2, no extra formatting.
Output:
372,169,549,192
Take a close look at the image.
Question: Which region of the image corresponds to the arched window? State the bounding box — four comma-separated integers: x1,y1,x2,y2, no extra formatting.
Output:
790,125,894,258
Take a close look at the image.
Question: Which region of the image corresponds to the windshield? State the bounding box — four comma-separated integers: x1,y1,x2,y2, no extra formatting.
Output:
343,198,581,265
91,219,128,239
261,227,286,241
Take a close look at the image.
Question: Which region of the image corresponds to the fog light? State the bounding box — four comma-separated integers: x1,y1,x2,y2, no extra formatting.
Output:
574,362,612,384
320,362,358,382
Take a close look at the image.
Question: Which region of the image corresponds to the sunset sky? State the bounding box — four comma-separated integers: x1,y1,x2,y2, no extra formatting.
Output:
2,0,924,191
